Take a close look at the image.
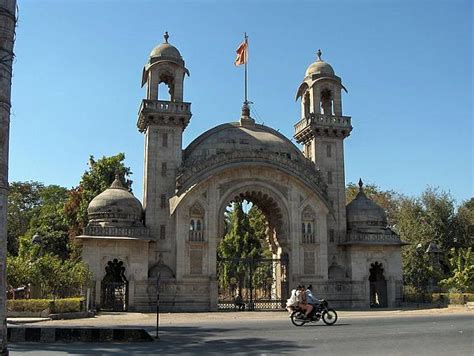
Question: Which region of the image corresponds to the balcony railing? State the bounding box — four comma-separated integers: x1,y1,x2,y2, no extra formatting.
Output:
189,230,204,242
346,233,401,244
83,225,149,238
302,233,318,244
294,113,351,133
140,100,191,115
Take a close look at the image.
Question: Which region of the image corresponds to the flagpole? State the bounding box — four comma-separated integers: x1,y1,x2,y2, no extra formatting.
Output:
244,32,248,104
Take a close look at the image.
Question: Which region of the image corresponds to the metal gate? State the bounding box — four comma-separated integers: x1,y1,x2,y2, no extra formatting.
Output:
101,281,128,311
217,255,289,311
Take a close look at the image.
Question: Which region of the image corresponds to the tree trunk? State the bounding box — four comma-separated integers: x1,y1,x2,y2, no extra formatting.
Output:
0,0,16,354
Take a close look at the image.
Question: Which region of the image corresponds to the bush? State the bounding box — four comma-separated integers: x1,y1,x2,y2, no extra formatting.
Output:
463,293,474,302
403,292,432,303
50,297,83,313
7,299,50,312
7,297,83,313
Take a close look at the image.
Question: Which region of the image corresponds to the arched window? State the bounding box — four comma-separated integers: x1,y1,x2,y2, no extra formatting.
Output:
307,223,312,234
196,220,202,231
302,223,306,234
320,89,333,115
190,219,195,231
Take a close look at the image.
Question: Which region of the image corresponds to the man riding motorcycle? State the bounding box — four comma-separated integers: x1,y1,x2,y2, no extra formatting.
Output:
300,284,316,319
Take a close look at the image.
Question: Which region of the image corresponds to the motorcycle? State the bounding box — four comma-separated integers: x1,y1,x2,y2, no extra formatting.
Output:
290,299,338,326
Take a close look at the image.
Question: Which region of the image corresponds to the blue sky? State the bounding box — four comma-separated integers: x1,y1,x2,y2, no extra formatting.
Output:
9,0,472,204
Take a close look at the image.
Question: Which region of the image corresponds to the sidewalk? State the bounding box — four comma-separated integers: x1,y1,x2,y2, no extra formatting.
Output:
7,306,472,328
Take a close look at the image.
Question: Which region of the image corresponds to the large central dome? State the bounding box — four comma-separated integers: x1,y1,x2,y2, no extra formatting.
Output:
183,122,304,162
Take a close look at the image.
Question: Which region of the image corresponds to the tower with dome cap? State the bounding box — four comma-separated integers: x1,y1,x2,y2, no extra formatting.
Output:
137,32,192,272
294,50,352,268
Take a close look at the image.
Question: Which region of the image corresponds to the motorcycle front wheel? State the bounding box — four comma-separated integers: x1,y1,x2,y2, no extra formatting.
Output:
290,310,307,327
322,309,338,325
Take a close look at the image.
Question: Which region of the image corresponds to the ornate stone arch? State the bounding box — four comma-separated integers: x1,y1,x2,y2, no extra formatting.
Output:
148,261,176,281
217,179,291,253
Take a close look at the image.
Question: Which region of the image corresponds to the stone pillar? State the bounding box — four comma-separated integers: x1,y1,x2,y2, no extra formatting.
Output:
0,1,16,354
312,87,321,114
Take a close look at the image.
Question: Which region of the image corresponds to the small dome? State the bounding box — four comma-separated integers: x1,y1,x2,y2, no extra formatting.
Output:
305,49,335,77
346,180,387,228
149,31,182,60
87,177,143,227
150,43,181,59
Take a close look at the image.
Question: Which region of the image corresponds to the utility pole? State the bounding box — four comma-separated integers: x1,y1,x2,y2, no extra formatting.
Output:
0,0,16,354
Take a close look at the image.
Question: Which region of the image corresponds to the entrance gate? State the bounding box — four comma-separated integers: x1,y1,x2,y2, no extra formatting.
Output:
369,262,387,308
101,259,128,311
217,255,289,311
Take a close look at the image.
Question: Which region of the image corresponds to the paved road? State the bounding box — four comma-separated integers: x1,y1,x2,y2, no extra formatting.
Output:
8,311,474,355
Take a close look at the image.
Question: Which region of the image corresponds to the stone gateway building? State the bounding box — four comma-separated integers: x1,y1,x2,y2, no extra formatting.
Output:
77,35,405,312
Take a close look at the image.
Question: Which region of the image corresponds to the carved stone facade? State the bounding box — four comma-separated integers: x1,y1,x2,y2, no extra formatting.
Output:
77,36,405,311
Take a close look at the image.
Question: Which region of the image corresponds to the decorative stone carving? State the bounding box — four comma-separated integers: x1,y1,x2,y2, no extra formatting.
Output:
177,149,327,197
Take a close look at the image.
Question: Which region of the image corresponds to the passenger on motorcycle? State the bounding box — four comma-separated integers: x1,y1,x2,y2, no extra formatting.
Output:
286,284,303,315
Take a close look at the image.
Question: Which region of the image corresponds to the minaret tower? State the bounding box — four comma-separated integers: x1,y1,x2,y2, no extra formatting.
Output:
294,50,352,251
137,32,192,261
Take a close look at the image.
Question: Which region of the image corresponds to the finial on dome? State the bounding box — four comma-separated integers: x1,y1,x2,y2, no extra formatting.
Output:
164,31,169,43
317,49,322,61
239,101,255,127
110,171,126,190
358,178,364,191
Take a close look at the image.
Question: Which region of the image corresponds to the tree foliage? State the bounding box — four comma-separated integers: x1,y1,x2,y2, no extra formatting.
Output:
7,181,44,255
8,182,70,258
440,247,474,293
7,253,91,299
217,202,272,294
64,153,132,237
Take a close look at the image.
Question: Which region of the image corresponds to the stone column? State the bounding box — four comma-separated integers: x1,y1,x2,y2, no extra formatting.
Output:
0,1,16,354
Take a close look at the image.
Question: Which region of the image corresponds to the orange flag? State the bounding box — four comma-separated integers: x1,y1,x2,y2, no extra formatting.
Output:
234,39,248,66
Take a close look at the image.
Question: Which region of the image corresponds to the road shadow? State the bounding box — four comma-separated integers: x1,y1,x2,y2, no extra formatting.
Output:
302,323,351,327
10,325,301,355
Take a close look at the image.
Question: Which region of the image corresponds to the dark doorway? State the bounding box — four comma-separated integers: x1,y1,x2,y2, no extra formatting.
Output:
369,262,388,308
101,259,128,311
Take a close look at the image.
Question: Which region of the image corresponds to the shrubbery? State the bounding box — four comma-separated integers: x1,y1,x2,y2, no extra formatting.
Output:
7,254,90,299
7,297,83,314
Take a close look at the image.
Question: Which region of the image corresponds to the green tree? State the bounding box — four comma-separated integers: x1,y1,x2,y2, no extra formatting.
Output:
27,185,70,259
8,182,70,258
218,202,261,259
440,247,474,293
248,205,272,258
6,255,31,290
453,198,474,249
64,153,132,237
393,188,464,292
218,202,272,294
7,181,44,255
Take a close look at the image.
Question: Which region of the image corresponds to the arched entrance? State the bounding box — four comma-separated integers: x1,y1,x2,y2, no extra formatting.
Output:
216,188,290,310
369,262,387,308
101,259,128,311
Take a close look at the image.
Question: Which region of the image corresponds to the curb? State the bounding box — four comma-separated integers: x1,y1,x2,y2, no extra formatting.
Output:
8,327,154,343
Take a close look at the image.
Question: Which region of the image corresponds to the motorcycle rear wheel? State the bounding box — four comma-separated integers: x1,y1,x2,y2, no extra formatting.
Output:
290,310,307,326
322,309,338,325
